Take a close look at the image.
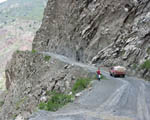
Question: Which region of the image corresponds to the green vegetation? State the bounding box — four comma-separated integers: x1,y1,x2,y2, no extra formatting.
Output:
147,47,150,54
44,56,51,61
0,101,4,107
38,93,73,112
12,114,17,120
45,91,51,96
132,63,137,69
16,97,27,110
72,78,91,94
16,50,21,53
38,77,94,112
120,50,126,56
140,60,150,70
100,74,107,80
31,49,37,54
38,102,46,110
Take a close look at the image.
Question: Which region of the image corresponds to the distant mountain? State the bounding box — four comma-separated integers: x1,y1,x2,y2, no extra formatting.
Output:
0,0,47,90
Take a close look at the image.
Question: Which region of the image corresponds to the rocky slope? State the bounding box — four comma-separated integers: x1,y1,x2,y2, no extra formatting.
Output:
0,51,91,120
33,0,150,80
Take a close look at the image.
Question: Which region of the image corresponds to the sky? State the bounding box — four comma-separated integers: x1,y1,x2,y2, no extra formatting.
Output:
0,0,7,4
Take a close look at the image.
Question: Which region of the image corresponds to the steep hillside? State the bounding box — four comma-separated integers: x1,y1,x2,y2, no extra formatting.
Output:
33,0,150,80
0,51,92,120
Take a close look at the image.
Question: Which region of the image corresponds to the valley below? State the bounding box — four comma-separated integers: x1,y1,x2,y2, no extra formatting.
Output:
0,0,47,90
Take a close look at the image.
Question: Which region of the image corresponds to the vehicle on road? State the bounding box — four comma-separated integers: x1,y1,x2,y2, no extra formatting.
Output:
96,68,101,81
109,66,126,77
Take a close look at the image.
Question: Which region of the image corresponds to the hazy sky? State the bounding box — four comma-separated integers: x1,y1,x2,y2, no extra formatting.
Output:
0,0,7,4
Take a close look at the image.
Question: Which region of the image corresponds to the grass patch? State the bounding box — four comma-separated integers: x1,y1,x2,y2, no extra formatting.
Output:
132,63,137,69
0,101,4,107
46,90,52,96
140,60,150,70
38,93,73,112
44,56,51,61
31,49,37,54
147,47,150,54
12,114,17,120
38,77,94,112
100,74,107,80
16,50,20,53
16,97,27,110
38,102,46,110
120,50,126,56
72,78,91,94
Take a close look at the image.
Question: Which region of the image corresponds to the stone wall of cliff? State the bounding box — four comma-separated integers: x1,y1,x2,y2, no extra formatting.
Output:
33,0,150,80
33,0,135,61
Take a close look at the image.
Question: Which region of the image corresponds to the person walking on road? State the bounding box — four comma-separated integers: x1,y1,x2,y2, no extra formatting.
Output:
97,67,101,81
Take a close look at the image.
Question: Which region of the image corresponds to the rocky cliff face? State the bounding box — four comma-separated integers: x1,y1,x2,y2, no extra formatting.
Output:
33,0,150,80
91,0,150,80
33,0,132,61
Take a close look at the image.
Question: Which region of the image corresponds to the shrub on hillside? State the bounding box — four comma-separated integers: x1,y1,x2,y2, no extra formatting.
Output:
31,49,37,54
140,60,150,70
44,56,51,61
38,93,72,112
72,78,91,94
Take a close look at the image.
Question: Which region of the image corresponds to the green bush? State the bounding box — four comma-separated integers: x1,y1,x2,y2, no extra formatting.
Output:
12,114,17,120
38,93,72,112
72,78,91,94
120,50,126,56
32,49,37,54
140,60,150,70
46,101,60,111
132,64,137,69
0,101,4,107
38,102,46,110
16,50,20,53
46,90,52,96
44,56,51,61
147,47,150,54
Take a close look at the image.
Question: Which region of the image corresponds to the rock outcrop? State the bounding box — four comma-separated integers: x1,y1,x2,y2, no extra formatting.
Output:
33,0,134,61
91,0,150,80
0,51,91,120
33,0,150,80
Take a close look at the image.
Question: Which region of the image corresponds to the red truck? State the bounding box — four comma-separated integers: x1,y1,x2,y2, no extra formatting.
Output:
109,66,126,77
